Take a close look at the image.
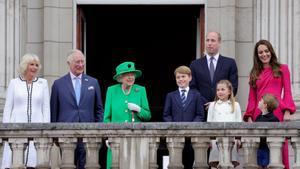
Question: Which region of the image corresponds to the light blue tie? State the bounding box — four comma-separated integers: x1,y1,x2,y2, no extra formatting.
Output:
75,78,81,105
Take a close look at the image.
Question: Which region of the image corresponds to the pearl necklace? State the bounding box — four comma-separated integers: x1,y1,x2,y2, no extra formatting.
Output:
122,86,132,95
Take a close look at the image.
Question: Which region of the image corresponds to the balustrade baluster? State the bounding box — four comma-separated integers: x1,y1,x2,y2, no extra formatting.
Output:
149,137,160,169
166,137,185,169
109,137,121,169
217,137,235,169
241,137,259,169
267,137,285,169
9,138,27,169
292,137,300,169
83,137,102,169
191,137,210,169
34,138,52,169
59,137,77,169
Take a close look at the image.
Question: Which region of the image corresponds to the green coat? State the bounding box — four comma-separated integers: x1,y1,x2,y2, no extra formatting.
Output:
104,84,151,123
104,84,151,169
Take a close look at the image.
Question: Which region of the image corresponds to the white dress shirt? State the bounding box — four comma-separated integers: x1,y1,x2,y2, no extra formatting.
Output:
206,53,219,70
178,86,190,98
70,72,82,89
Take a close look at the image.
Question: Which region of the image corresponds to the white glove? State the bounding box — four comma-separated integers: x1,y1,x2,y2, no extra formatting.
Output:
128,103,141,113
105,140,110,148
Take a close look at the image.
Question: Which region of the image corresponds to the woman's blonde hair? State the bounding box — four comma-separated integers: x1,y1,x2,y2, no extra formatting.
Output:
214,80,236,113
18,53,41,76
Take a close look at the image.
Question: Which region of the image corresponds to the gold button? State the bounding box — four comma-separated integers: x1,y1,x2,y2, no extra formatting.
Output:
125,100,128,103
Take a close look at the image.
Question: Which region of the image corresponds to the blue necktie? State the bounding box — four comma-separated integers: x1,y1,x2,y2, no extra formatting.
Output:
75,78,81,105
209,57,215,82
181,89,187,107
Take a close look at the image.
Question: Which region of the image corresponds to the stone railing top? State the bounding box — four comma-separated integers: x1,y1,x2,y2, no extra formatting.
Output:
0,122,299,138
0,122,300,130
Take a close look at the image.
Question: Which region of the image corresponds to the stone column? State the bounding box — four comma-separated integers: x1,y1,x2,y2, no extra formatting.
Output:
166,137,185,169
241,137,259,169
83,137,102,169
109,137,121,169
59,138,77,169
9,138,27,169
292,0,300,121
267,137,285,169
191,137,210,169
217,137,234,169
149,137,160,169
34,138,52,169
291,137,300,169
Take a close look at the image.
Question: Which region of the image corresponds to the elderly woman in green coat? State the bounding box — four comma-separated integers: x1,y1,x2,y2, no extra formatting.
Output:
104,61,151,168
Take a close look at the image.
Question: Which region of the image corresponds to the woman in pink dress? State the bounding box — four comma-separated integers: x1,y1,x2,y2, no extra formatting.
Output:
243,39,295,169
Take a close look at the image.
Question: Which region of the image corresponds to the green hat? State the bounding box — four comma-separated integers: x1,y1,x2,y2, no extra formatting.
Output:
113,61,142,80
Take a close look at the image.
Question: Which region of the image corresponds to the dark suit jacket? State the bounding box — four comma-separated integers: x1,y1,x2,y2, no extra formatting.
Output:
190,55,238,102
50,73,103,122
163,89,205,122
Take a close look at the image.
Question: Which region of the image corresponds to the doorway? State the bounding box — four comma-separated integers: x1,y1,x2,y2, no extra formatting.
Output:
78,5,204,122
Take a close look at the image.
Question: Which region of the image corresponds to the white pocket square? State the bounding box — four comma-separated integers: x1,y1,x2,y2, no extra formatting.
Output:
88,86,94,90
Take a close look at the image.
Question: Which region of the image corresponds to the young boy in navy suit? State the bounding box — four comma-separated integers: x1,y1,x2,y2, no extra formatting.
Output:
163,65,205,169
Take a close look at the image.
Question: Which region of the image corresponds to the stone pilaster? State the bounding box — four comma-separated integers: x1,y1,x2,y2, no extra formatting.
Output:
9,138,27,169
241,137,259,169
166,137,185,169
109,137,121,169
149,137,160,169
267,137,285,169
83,137,102,169
34,138,52,169
59,138,77,169
191,137,210,169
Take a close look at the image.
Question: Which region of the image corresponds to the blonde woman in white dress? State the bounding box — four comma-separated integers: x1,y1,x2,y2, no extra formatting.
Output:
2,53,50,169
207,80,242,168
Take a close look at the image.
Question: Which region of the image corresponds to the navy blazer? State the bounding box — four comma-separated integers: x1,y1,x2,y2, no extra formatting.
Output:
50,73,103,122
163,89,205,122
190,55,238,102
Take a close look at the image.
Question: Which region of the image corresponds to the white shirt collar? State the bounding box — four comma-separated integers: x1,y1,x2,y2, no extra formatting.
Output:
70,72,82,80
216,99,231,104
179,86,189,94
206,53,219,62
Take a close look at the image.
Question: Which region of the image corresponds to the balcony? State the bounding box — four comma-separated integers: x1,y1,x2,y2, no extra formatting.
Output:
0,122,300,169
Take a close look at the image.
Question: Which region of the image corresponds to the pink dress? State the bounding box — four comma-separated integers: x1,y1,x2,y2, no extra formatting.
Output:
244,64,296,169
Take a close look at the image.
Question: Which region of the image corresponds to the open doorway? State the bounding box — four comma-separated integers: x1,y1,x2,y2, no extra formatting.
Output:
78,5,205,122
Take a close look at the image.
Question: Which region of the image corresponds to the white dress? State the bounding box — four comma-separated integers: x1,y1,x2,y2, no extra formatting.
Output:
207,100,242,168
2,77,50,169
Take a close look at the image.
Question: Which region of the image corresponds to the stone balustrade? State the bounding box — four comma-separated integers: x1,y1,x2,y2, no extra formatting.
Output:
0,122,300,169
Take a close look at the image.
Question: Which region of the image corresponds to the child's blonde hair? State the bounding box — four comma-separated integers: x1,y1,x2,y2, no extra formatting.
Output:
174,66,191,76
214,80,236,113
262,93,279,112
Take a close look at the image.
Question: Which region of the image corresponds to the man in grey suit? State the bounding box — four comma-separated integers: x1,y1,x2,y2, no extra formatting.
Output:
50,49,103,169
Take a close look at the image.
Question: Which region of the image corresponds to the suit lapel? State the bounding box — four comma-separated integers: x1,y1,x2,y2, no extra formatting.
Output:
65,74,77,104
80,74,89,105
174,90,183,109
214,55,223,83
183,90,193,110
201,56,213,85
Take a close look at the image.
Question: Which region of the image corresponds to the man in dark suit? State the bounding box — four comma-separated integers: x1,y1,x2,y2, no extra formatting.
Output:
190,31,238,118
163,66,205,169
50,49,103,169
